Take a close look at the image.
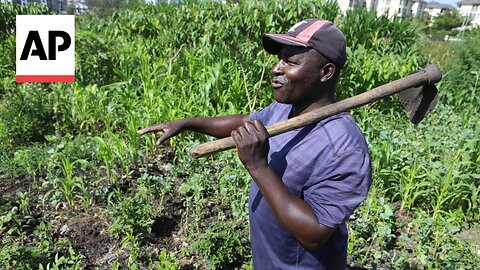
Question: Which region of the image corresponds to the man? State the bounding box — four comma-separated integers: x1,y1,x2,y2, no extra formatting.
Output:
138,19,372,269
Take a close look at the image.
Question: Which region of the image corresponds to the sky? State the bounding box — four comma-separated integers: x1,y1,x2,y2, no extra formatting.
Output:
435,0,460,7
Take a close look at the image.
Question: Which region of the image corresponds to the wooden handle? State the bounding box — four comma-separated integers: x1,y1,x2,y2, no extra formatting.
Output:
190,64,442,158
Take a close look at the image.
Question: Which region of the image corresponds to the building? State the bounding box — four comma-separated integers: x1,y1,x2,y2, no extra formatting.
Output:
411,0,427,16
47,0,68,12
336,0,365,13
67,0,88,14
424,1,456,17
458,0,480,26
375,0,413,18
366,0,380,11
336,0,428,18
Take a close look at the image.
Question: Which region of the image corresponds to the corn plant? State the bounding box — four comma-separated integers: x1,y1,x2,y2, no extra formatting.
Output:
1,1,480,269
43,154,91,210
385,162,431,213
92,136,117,183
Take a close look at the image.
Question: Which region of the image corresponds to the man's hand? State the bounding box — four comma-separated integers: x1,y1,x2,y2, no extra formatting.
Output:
137,115,248,146
231,120,270,171
137,119,186,145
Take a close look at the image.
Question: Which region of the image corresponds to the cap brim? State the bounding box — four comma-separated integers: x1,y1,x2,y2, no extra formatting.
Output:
262,34,310,55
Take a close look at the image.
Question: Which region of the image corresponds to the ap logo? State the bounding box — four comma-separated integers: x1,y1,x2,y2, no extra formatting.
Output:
16,15,75,83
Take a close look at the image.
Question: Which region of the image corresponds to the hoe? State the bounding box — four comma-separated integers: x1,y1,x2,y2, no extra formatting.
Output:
190,64,442,158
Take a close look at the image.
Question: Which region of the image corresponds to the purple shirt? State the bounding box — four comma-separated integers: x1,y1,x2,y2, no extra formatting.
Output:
248,102,372,269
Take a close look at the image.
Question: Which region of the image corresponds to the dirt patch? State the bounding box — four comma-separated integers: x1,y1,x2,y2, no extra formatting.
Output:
456,223,480,256
0,176,33,208
57,210,116,269
58,151,188,269
136,194,186,248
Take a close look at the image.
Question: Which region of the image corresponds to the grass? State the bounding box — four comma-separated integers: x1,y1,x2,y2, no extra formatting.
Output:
0,1,479,269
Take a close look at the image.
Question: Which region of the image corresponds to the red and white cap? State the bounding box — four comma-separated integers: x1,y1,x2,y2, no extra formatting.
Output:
262,18,347,69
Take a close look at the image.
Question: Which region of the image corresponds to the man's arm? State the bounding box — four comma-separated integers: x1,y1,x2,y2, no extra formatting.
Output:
137,114,248,145
231,120,334,250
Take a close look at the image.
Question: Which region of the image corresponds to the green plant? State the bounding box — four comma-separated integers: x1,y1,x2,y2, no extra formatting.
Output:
43,154,91,209
38,245,84,270
191,220,250,269
1,1,479,269
155,250,181,270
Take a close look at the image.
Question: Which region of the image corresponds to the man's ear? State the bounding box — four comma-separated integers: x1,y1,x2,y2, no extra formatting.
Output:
320,63,336,82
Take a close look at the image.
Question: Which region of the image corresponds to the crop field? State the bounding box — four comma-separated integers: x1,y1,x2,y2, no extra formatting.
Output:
0,1,479,269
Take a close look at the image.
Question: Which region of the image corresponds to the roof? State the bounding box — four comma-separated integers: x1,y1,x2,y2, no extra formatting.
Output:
458,0,480,5
426,1,456,9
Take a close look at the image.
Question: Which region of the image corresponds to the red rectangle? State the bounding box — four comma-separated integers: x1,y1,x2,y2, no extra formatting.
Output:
16,75,75,82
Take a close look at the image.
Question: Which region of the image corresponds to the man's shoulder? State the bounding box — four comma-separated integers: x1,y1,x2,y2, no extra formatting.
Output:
249,102,291,124
317,112,369,157
262,101,290,113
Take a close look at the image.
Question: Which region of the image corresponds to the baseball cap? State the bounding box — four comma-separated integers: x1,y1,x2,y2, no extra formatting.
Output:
262,18,347,69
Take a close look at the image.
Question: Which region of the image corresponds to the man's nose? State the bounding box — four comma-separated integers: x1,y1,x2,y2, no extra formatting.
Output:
272,60,285,75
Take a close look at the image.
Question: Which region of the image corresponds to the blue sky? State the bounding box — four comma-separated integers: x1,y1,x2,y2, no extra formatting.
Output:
436,0,460,7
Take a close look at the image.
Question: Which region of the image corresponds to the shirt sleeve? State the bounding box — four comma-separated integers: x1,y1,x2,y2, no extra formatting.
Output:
248,102,276,124
303,150,372,229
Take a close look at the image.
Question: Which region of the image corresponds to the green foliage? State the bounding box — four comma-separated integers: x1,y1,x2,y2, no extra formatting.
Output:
107,168,173,238
439,35,480,109
0,3,50,40
423,10,466,39
0,1,479,269
86,0,142,13
42,153,92,210
0,215,84,270
191,220,250,269
431,10,464,32
155,250,181,270
0,85,55,152
341,8,420,55
414,11,431,26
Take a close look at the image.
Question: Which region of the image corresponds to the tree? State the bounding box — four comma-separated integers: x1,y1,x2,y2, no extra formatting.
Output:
431,10,464,31
415,11,431,27
425,10,467,38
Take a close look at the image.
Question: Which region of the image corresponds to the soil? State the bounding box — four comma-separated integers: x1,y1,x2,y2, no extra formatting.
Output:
52,196,187,269
58,152,190,269
0,174,33,208
0,148,192,269
456,223,480,254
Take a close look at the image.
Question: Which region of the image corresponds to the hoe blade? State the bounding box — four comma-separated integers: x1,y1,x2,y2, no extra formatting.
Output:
398,83,439,124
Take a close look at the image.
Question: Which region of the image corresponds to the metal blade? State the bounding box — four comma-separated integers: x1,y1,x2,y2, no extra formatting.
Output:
397,83,439,124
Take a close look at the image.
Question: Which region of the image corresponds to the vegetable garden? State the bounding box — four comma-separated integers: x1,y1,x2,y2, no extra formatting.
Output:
0,1,479,269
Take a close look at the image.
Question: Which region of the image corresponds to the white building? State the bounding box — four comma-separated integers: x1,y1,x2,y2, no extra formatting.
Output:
411,0,427,16
374,0,415,18
366,0,380,11
458,0,480,26
336,0,428,18
336,0,365,12
67,0,88,14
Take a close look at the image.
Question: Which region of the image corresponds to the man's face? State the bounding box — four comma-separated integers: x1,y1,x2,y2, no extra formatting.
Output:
271,46,326,105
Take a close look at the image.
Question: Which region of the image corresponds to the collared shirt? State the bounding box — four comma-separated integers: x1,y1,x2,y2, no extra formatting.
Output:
248,102,372,270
